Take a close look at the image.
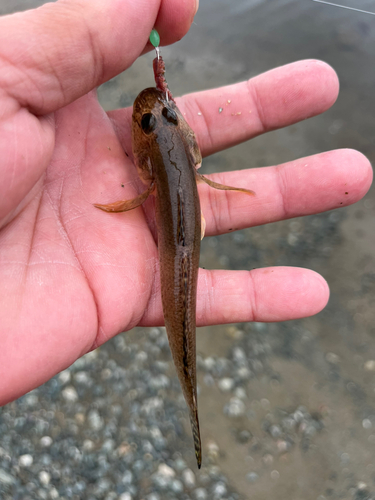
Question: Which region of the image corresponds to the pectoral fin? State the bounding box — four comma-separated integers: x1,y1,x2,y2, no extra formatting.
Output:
94,182,154,213
196,173,255,196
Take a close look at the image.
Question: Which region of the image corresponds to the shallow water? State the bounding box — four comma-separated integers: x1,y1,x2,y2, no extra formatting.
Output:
1,1,375,499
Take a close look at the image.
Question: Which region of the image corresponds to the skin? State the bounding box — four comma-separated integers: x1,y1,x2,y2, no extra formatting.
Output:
0,0,372,421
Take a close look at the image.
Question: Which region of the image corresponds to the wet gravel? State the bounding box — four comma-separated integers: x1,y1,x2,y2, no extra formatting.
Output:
0,323,329,500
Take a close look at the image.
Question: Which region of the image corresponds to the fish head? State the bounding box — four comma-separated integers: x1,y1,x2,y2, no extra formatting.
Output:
132,88,202,181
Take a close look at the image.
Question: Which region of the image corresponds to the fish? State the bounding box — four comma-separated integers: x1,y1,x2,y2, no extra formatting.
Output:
95,54,255,468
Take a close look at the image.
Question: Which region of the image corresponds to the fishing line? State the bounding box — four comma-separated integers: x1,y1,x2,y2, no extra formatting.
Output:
312,0,375,16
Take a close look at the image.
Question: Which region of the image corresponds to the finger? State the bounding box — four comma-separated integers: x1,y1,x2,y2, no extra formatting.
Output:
137,267,329,328
108,59,339,157
0,0,197,115
197,267,329,324
199,149,372,236
179,59,339,156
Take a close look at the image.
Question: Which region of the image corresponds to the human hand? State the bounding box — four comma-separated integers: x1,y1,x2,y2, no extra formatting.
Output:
0,0,371,406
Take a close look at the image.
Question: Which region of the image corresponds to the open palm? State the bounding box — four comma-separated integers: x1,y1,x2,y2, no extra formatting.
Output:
0,0,372,406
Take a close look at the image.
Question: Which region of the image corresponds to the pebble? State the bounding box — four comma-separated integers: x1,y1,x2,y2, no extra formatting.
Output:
325,352,340,364
262,454,274,466
194,487,208,500
293,409,305,423
50,488,59,499
149,374,170,390
182,468,196,488
74,371,92,385
58,370,71,385
218,378,235,392
237,429,251,444
152,466,175,489
40,436,53,447
364,360,375,371
95,477,111,493
153,360,169,373
270,470,280,480
105,494,118,500
235,367,251,380
24,393,39,407
62,386,78,403
269,424,282,438
101,368,112,380
102,438,116,453
288,231,300,245
88,410,104,431
38,471,51,485
207,440,220,460
234,387,247,399
358,481,368,490
232,347,247,365
277,440,290,453
171,479,184,493
212,481,227,498
83,439,95,452
141,397,164,415
135,351,148,362
36,489,48,499
246,472,259,483
18,454,33,467
0,468,16,485
119,494,133,500
363,419,373,429
203,357,216,372
75,412,85,425
146,493,160,500
174,458,187,471
157,463,176,478
224,398,246,417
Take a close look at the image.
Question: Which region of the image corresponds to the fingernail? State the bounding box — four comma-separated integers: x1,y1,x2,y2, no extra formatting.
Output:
195,0,199,15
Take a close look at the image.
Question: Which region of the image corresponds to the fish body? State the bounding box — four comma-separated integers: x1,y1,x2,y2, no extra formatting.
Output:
132,88,202,467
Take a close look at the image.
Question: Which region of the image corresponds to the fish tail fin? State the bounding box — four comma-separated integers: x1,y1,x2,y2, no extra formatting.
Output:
189,408,202,468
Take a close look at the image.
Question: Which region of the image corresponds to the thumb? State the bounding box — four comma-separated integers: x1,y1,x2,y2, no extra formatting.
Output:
0,0,197,115
0,0,197,225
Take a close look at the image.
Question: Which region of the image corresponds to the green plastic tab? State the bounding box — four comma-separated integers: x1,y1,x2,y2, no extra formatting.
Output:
150,29,160,47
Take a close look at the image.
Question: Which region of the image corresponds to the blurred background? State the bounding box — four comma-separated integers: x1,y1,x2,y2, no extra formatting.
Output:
1,1,375,499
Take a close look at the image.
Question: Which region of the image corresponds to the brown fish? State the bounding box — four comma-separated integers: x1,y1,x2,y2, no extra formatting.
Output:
95,56,254,468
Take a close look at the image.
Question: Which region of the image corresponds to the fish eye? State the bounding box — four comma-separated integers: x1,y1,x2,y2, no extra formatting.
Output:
141,113,156,134
162,107,178,125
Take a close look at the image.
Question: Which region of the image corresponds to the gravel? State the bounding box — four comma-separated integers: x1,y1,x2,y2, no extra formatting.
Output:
0,328,247,500
1,321,328,499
